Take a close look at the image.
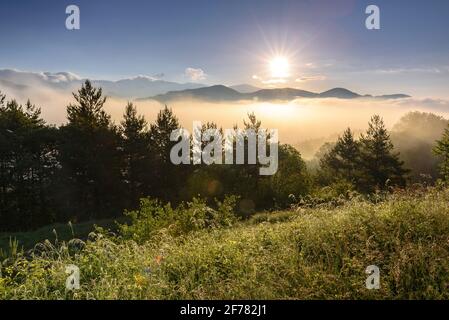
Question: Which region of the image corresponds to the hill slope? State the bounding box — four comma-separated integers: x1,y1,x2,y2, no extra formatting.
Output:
145,85,410,103
2,188,449,300
320,87,361,99
149,85,243,102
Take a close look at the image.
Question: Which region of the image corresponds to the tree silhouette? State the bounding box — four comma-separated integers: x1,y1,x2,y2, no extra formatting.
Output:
0,96,57,231
120,102,152,207
58,80,123,220
433,125,449,181
359,115,407,191
321,128,360,183
149,105,182,200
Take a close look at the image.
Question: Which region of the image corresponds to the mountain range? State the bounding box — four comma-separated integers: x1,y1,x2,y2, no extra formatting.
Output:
0,69,206,99
0,69,410,102
143,85,411,103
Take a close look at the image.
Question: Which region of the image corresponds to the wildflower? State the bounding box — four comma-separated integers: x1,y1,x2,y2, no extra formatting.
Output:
134,274,146,287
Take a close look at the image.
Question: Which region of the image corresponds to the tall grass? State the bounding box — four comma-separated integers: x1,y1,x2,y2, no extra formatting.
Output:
1,188,449,299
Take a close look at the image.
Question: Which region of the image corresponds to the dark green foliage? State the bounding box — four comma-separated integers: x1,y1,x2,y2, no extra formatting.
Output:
0,82,438,234
0,95,58,231
320,115,407,193
320,128,359,182
120,103,153,207
58,80,124,221
269,144,310,207
358,115,407,191
149,106,185,200
433,124,449,180
119,195,239,243
181,113,311,214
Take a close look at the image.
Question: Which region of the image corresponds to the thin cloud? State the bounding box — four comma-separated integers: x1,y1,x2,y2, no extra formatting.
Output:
352,66,449,75
304,60,335,69
42,72,81,83
252,74,289,85
394,97,449,113
0,69,82,84
304,62,317,69
185,67,207,81
262,78,288,85
124,74,165,81
295,75,327,82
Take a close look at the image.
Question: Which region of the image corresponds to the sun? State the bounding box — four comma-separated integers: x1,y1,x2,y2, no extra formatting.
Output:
269,56,290,78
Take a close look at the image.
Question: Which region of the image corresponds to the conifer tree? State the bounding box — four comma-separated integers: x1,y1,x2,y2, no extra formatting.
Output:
0,96,57,230
58,80,123,220
321,128,360,183
149,105,181,199
120,102,152,206
359,115,407,191
433,125,449,180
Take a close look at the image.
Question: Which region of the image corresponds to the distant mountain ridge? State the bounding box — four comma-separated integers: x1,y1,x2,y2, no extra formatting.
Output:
229,84,261,93
0,69,206,99
142,85,411,103
93,78,205,98
0,69,411,102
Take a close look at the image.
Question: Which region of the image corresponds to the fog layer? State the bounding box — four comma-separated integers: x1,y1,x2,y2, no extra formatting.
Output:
2,85,449,154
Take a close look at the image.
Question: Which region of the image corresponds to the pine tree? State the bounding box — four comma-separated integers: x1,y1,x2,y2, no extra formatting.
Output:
321,128,360,183
58,80,124,220
149,105,181,199
67,80,109,126
433,126,449,180
150,106,180,163
359,115,407,191
120,102,152,206
0,96,58,231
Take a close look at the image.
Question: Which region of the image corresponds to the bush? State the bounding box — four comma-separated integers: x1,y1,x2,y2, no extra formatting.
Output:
118,196,239,243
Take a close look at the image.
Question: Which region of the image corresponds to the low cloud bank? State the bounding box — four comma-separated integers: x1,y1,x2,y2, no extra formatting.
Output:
1,84,448,146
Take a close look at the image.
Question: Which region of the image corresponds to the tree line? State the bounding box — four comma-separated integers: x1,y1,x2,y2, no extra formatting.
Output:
319,116,407,193
3,80,448,232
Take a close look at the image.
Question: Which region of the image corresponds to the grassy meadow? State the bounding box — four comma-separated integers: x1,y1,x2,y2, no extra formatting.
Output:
1,186,449,300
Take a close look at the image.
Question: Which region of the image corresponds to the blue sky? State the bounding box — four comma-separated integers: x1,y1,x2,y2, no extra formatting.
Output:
0,0,448,98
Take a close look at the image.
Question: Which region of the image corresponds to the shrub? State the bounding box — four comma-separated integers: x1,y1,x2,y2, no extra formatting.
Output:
118,196,239,243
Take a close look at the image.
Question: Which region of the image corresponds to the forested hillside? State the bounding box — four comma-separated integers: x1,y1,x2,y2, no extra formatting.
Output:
4,81,447,232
